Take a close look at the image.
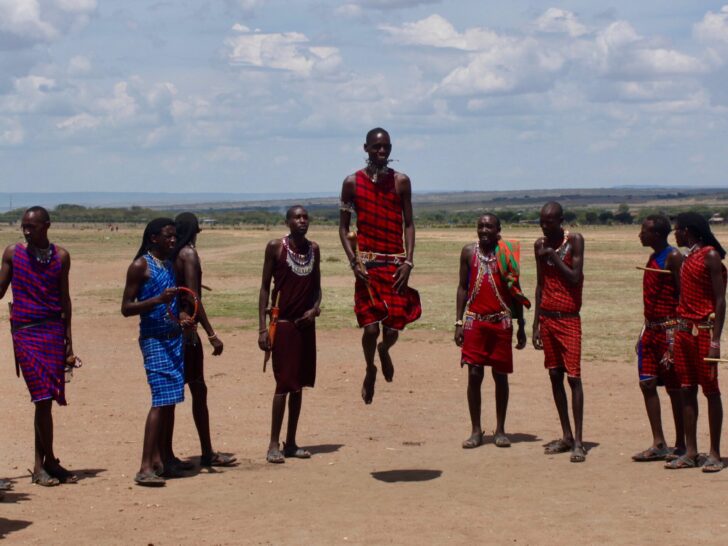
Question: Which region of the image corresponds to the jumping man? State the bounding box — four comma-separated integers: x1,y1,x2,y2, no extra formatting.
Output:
455,214,529,449
339,128,421,404
665,212,726,472
122,218,193,486
258,206,321,463
632,214,685,462
533,202,587,463
173,213,236,469
0,206,79,486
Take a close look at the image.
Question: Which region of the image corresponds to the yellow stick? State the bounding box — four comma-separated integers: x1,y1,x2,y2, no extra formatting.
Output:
704,358,728,363
636,266,671,274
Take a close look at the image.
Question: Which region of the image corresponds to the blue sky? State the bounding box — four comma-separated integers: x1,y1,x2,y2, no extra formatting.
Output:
1,1,728,194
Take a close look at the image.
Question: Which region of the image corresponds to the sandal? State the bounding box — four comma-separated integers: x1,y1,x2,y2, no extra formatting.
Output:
570,446,587,463
266,445,285,464
46,458,79,484
134,471,166,487
494,433,511,448
283,443,311,459
30,468,60,487
0,479,13,491
462,433,484,449
632,445,669,462
664,454,698,469
702,456,724,473
200,452,237,468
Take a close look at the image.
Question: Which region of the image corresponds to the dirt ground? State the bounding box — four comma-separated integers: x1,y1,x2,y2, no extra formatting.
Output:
1,226,728,545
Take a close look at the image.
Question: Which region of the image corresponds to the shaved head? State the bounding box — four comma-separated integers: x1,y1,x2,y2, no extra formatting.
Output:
541,201,563,218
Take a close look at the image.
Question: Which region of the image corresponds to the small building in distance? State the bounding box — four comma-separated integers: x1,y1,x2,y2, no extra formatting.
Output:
709,213,726,225
201,218,217,227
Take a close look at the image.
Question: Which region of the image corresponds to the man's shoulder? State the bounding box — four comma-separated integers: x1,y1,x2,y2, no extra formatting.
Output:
54,244,70,258
3,243,19,260
176,245,199,261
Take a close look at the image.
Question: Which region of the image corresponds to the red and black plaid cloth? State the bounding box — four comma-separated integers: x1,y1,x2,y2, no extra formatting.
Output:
354,264,421,330
677,245,727,321
674,328,719,395
540,244,583,314
643,248,678,320
540,315,582,378
353,169,404,254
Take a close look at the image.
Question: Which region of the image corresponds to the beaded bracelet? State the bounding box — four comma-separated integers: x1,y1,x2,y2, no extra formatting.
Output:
710,340,721,349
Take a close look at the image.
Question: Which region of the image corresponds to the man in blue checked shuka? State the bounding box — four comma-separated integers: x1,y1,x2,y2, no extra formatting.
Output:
122,218,195,487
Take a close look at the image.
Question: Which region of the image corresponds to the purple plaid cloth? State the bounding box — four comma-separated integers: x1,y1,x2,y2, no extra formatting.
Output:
12,320,66,405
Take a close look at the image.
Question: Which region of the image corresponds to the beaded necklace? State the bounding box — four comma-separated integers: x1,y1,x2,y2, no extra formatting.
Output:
283,236,314,276
146,251,167,268
547,231,570,266
30,245,53,265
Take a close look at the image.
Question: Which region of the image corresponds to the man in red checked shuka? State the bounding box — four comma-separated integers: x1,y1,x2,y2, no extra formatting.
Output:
665,212,726,473
454,214,529,449
533,202,587,463
632,214,685,463
339,128,421,404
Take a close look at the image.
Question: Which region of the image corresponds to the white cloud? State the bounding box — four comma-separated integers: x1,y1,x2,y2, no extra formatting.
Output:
695,5,728,45
0,0,97,49
380,14,498,51
226,25,341,76
354,0,439,10
535,8,588,38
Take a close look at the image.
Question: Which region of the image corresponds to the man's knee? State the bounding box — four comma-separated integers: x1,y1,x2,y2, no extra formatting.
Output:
639,377,658,393
567,376,582,390
363,324,380,339
492,369,509,385
548,368,564,383
467,365,484,383
382,327,398,344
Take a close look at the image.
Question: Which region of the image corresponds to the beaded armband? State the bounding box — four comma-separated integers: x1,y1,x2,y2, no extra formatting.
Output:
339,201,355,213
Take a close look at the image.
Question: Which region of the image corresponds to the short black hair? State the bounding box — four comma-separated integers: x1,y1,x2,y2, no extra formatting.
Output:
644,214,671,238
286,205,307,221
541,201,563,218
24,206,50,223
366,127,389,143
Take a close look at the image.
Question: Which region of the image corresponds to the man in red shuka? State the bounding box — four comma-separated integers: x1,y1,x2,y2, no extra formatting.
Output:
533,202,587,463
632,214,685,463
665,212,726,473
339,128,421,405
454,214,528,449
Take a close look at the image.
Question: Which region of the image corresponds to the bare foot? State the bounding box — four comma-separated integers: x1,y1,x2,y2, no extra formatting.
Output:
362,367,377,404
377,343,394,382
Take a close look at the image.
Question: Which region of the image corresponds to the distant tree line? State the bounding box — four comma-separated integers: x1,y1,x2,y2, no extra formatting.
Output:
1,202,726,228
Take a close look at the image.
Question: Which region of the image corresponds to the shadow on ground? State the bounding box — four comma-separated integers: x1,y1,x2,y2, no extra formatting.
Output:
307,444,344,455
0,517,32,538
481,432,541,445
74,468,107,482
0,492,31,504
371,469,442,483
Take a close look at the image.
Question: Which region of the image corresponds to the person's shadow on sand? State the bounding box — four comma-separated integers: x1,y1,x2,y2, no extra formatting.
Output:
481,432,541,445
371,469,442,483
306,444,344,455
0,517,32,539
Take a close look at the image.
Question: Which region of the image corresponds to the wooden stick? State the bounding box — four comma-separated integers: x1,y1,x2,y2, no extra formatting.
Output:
201,284,212,292
704,358,728,363
636,266,671,274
